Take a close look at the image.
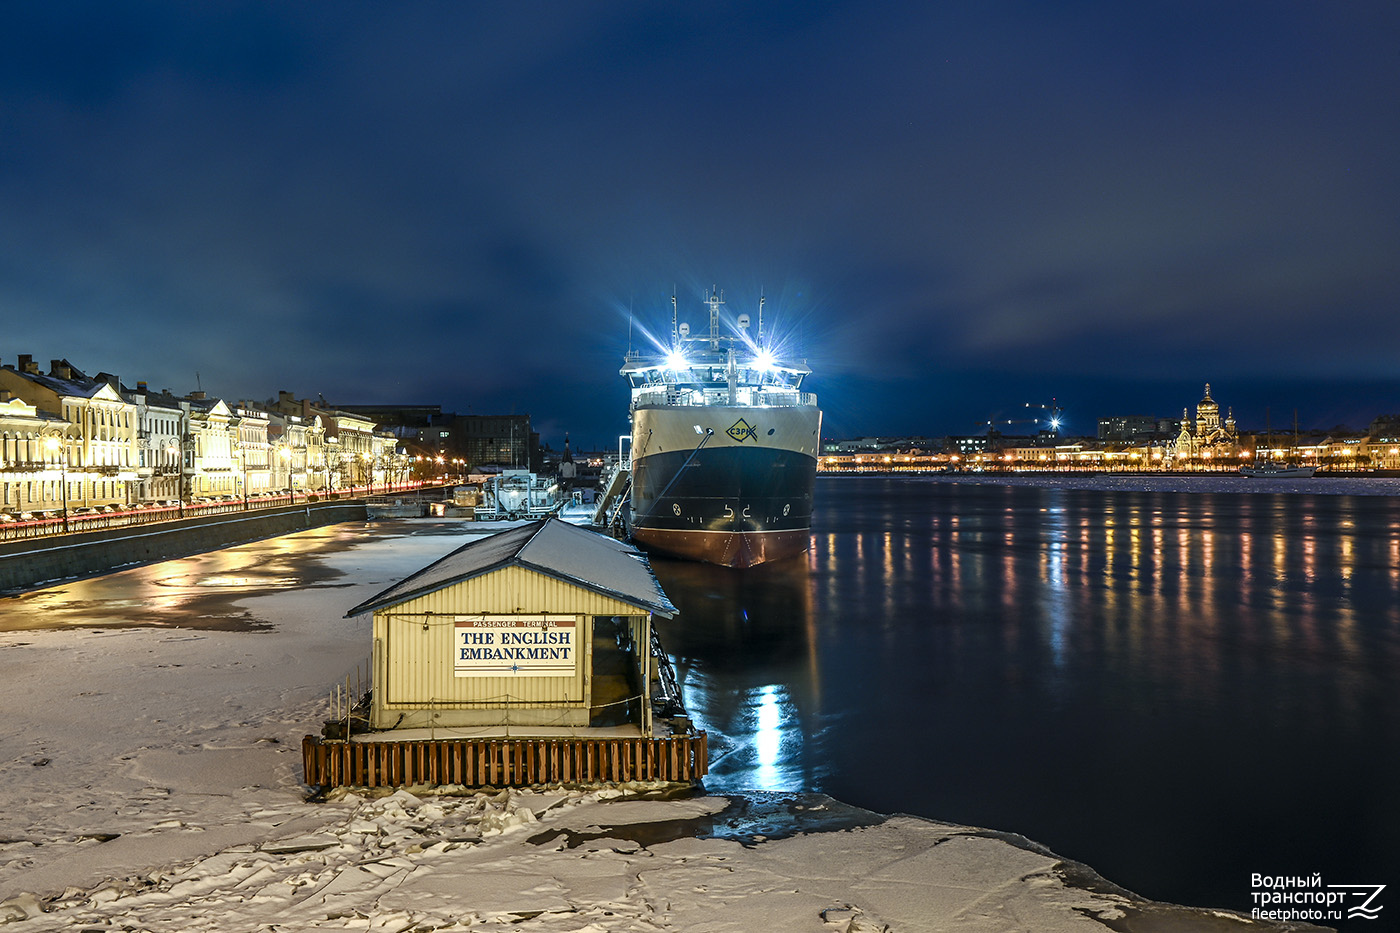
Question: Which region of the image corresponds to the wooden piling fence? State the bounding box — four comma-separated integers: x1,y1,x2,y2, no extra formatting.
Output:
302,732,708,789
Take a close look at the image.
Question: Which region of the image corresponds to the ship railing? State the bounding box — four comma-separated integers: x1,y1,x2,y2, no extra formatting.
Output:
754,390,818,407
631,387,818,408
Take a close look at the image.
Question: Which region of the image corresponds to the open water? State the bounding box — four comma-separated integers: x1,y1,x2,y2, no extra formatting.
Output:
648,474,1400,915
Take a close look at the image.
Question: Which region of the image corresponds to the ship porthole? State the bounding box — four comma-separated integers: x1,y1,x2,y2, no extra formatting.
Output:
767,428,775,435
672,503,681,516
783,503,791,516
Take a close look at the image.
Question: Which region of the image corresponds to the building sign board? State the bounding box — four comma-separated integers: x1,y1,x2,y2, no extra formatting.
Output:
453,615,577,677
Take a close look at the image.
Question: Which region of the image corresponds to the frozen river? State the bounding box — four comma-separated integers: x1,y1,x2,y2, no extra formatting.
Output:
653,474,1400,915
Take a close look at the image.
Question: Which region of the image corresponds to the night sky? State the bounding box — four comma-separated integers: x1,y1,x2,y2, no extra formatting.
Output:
4,3,1398,446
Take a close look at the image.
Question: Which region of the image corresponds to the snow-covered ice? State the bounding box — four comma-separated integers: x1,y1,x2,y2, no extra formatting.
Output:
0,521,1327,931
0,778,1275,932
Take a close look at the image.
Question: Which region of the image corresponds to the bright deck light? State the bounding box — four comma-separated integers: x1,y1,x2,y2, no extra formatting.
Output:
752,349,775,372
665,350,688,371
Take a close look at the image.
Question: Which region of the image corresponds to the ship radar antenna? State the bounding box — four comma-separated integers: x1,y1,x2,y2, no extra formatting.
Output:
708,285,724,348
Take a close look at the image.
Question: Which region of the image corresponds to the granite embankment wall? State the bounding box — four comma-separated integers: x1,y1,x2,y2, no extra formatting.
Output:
0,501,367,593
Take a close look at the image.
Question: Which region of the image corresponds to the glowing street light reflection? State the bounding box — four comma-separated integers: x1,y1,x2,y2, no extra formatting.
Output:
751,684,792,790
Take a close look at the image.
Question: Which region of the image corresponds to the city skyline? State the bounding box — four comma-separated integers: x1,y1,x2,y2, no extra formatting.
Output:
4,346,1392,451
3,4,1398,442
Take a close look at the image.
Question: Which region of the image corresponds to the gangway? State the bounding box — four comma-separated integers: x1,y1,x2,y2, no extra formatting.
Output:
591,435,633,529
591,461,631,527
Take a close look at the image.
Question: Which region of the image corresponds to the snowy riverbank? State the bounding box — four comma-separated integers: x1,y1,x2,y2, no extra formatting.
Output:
0,779,1315,932
0,522,1329,931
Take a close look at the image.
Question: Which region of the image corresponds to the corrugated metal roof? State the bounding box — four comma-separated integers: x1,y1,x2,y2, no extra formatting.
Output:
345,519,678,618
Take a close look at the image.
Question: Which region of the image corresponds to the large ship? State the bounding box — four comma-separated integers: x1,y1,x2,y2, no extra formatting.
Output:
620,288,822,568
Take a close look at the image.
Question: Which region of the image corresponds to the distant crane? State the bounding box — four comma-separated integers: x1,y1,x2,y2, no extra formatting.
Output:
983,415,1040,433
1025,399,1063,434
983,399,1063,436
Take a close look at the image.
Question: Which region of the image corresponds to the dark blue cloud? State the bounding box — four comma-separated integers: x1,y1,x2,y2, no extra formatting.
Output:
2,2,1398,443
0,4,308,106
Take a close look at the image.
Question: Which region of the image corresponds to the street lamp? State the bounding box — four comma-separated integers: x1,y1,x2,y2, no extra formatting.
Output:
278,445,292,499
43,436,69,533
167,443,185,517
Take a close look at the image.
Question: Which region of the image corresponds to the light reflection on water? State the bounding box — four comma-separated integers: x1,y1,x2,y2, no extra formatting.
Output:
651,555,822,794
650,476,1400,914
751,684,785,790
0,521,439,632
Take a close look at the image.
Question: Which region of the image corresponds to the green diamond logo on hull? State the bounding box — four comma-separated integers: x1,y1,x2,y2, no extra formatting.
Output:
727,418,758,443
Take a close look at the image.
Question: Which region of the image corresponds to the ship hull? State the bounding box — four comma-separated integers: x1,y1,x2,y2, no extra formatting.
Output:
1239,465,1316,478
631,525,811,569
627,404,820,568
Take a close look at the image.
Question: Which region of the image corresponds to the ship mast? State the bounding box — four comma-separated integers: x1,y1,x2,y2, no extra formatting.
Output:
707,286,723,350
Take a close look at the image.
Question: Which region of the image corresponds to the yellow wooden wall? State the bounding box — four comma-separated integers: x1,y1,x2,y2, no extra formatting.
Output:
370,564,649,728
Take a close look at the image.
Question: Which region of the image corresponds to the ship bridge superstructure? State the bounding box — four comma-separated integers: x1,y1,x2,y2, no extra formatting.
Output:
621,288,816,412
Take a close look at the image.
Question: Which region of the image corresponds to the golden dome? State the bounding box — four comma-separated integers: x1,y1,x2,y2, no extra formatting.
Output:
1198,383,1218,411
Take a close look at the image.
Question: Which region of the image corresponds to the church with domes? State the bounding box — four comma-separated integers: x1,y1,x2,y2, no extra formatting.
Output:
1172,383,1239,461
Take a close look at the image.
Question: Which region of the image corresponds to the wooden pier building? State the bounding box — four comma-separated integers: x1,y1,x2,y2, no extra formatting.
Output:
303,518,706,788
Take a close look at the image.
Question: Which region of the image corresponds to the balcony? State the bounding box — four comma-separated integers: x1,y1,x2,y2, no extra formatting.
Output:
2,460,52,472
